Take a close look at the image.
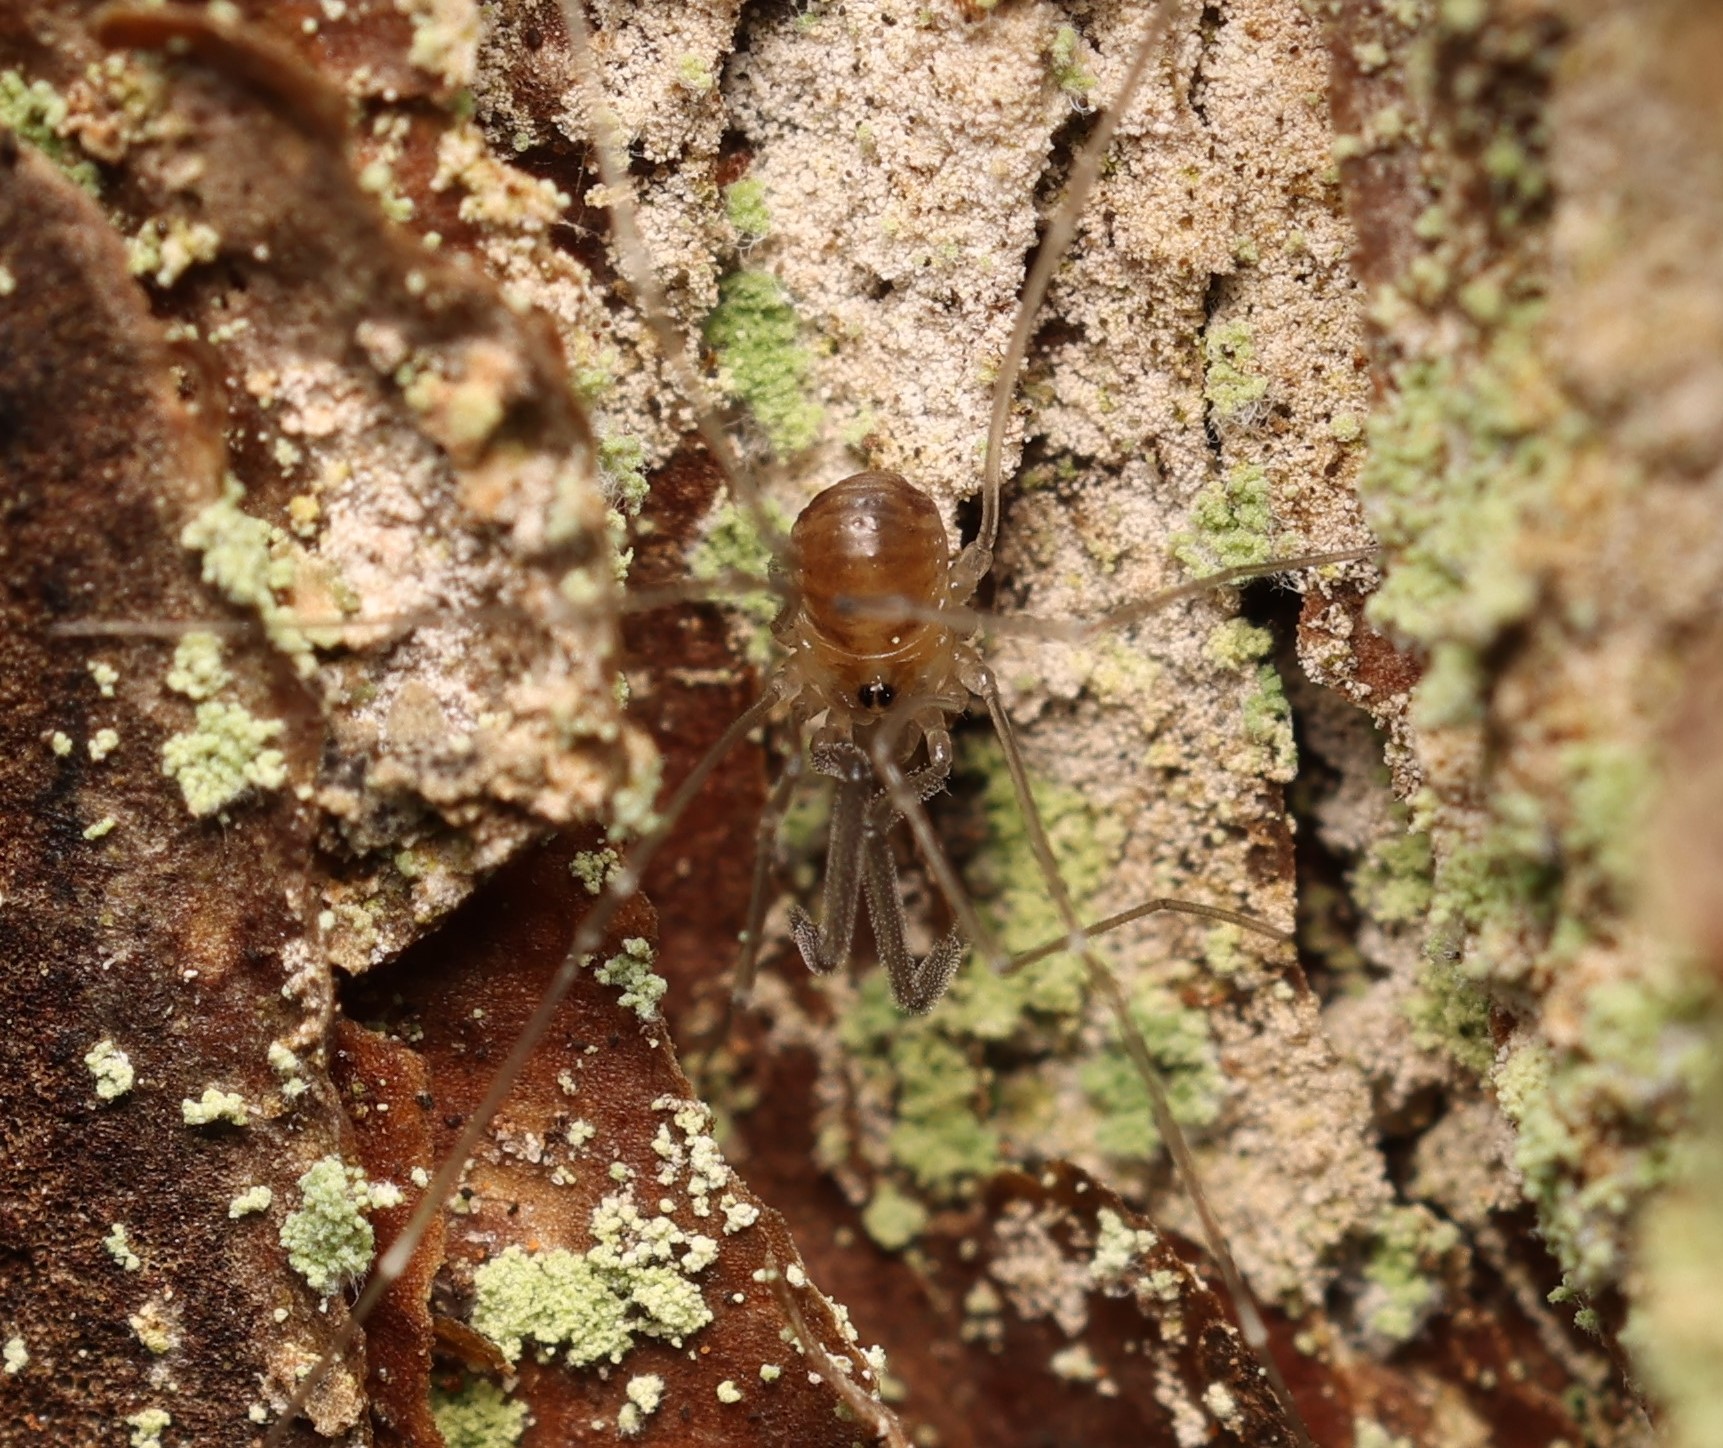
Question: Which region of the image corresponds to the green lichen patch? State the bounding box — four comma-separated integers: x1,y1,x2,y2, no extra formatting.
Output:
1202,321,1270,423
228,1185,273,1219
723,177,770,239
1405,956,1494,1077
181,1087,248,1127
1424,809,1560,989
618,1373,664,1436
85,1038,135,1101
1492,973,1711,1297
164,632,231,701
1048,25,1096,100
0,70,100,193
1351,827,1434,927
128,1299,178,1355
1204,618,1275,670
687,499,790,666
1077,992,1223,1160
1172,464,1274,572
470,1243,707,1368
104,1223,142,1272
831,730,1210,1208
279,1157,398,1294
1625,1049,1723,1448
1,1337,25,1375
1358,305,1574,687
88,659,118,697
1089,1205,1158,1283
469,1183,723,1369
430,1377,528,1448
591,937,667,1021
126,217,221,288
125,1407,170,1447
860,1180,928,1251
595,431,650,581
1357,1204,1461,1345
178,481,315,667
570,847,621,896
704,270,823,455
160,701,288,818
1241,664,1297,780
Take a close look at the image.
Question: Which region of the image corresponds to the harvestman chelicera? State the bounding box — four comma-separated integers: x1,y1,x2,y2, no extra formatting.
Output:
51,4,1377,1443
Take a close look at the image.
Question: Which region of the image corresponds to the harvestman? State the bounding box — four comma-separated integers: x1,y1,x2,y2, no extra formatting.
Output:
49,3,1376,1442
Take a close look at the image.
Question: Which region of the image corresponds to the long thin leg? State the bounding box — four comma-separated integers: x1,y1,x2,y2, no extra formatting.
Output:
762,1252,909,1448
559,1,789,565
973,667,1316,1448
263,678,788,1447
1005,897,1290,975
979,0,1180,560
837,546,1380,642
731,746,804,1006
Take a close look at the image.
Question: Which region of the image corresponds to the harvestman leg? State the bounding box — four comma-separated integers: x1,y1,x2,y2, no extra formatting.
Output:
731,744,806,1006
264,681,787,1442
970,661,1319,1448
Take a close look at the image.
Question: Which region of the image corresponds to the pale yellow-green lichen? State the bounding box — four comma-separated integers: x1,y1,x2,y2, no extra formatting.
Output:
104,1223,142,1272
704,270,823,455
178,482,313,668
570,847,621,896
470,1190,718,1368
279,1157,399,1294
618,1373,664,1436
686,499,788,666
1048,1342,1099,1383
592,937,667,1021
430,1377,528,1448
1358,1204,1461,1345
1202,320,1270,424
1048,25,1095,100
126,217,221,288
165,632,230,701
125,1407,170,1448
228,1185,273,1219
88,728,119,762
82,816,117,841
181,1087,248,1127
128,1299,177,1355
88,660,118,697
160,701,288,818
723,177,770,239
1089,1206,1157,1283
860,1180,927,1251
0,70,100,192
2,1337,27,1375
85,1038,134,1101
